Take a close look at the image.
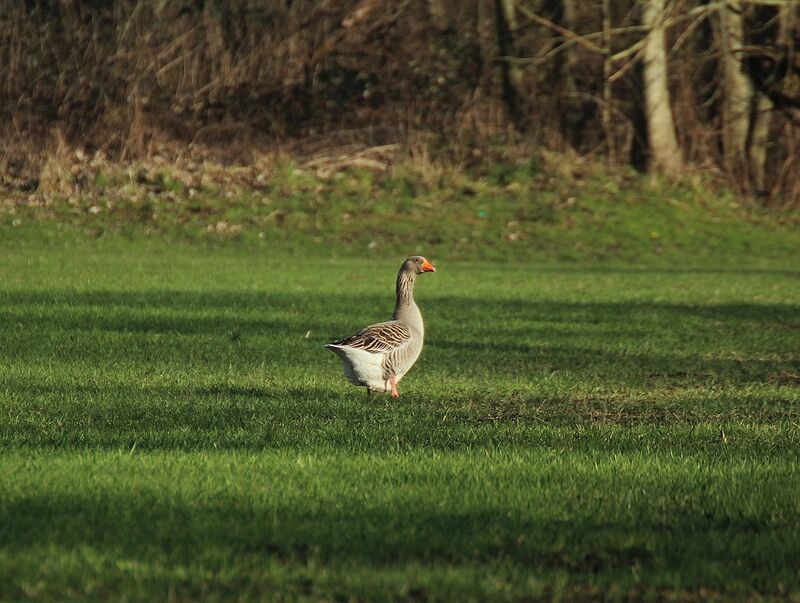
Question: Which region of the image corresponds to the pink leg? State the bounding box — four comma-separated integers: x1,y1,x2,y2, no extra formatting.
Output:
389,375,400,398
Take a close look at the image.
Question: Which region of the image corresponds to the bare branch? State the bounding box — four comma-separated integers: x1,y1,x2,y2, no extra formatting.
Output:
609,38,647,63
515,2,606,55
511,0,727,68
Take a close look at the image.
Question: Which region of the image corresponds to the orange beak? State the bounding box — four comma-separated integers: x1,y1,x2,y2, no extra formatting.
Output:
421,259,436,273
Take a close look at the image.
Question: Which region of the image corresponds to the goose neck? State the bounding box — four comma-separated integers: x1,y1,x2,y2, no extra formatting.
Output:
392,269,417,317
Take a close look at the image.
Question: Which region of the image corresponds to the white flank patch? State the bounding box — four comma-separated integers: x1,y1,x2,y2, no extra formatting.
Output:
326,345,387,392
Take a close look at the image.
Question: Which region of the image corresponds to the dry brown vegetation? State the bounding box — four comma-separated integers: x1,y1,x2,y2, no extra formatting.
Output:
1,1,799,205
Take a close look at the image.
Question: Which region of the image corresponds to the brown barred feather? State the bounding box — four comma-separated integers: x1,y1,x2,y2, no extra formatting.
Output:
330,320,411,354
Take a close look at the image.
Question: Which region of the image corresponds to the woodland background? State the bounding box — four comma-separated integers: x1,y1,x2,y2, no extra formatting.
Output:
2,4,800,600
1,0,799,205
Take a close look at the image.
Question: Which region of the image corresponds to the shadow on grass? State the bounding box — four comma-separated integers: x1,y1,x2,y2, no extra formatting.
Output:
1,488,797,591
3,289,799,326
1,290,798,447
2,378,799,453
0,291,800,343
531,266,800,277
2,289,797,361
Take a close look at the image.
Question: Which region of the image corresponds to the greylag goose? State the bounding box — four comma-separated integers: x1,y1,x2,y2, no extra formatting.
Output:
325,256,436,397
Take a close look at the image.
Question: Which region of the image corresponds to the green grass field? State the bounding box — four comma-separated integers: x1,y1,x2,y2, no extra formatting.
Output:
1,228,799,601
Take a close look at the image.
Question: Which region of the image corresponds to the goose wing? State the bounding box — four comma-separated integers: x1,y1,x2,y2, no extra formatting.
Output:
329,320,411,354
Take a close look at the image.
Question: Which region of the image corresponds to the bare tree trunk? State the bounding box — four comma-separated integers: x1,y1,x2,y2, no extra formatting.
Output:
602,0,615,161
495,0,524,128
427,0,448,31
498,0,525,96
560,0,582,148
476,0,500,97
562,0,579,82
717,0,753,179
747,3,792,193
473,0,511,134
641,0,683,176
748,93,772,192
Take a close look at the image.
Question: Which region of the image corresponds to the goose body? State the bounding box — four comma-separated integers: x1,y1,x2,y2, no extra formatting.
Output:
325,256,436,397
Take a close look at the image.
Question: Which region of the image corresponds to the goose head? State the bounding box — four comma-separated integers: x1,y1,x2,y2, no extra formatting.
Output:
404,256,436,274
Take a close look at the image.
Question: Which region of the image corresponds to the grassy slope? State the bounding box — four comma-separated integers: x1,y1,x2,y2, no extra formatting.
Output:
1,236,799,601
4,157,799,266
